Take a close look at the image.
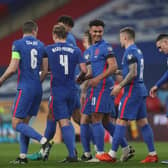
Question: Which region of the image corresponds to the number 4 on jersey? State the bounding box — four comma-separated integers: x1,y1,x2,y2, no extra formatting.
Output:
60,54,69,75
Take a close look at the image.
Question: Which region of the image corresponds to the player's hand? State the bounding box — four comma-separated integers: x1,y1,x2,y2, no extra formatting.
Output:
111,85,122,96
76,72,87,85
76,76,84,85
149,86,158,98
89,77,100,87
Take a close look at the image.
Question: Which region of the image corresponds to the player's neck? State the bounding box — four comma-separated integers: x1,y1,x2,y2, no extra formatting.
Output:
54,39,66,43
23,33,35,38
125,41,134,49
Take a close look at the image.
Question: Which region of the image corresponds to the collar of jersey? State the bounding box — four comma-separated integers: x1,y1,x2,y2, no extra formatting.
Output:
93,39,104,46
23,35,36,40
126,44,136,51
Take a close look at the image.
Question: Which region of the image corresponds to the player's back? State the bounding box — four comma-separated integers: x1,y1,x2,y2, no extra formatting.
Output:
123,44,147,96
46,42,83,88
13,36,44,89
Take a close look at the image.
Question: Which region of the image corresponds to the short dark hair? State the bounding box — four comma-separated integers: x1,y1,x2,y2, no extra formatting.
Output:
52,24,67,39
89,19,105,28
57,15,74,28
84,30,92,45
120,27,135,40
22,20,38,34
156,34,168,42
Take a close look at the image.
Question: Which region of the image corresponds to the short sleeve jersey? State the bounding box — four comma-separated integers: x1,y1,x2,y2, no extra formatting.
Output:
122,44,147,96
45,42,85,88
83,46,92,63
89,40,115,91
66,32,76,47
12,36,45,89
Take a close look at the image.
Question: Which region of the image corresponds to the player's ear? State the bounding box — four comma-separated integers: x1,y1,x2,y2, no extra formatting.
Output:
32,30,37,37
52,34,56,42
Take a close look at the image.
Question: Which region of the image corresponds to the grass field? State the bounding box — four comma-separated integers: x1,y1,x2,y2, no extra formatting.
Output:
0,142,168,168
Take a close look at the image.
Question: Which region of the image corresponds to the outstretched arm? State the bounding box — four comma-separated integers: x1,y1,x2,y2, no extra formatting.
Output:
149,70,168,98
0,58,19,86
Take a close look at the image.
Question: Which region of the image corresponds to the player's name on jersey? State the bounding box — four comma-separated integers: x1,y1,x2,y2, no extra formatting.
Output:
52,46,74,53
26,40,38,46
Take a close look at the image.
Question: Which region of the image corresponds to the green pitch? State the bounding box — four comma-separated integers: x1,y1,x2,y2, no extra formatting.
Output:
0,142,168,168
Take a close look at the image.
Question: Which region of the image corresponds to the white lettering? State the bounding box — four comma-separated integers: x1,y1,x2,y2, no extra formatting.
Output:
52,46,74,53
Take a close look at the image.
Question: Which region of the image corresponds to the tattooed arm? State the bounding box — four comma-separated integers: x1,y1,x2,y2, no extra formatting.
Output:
111,62,137,96
119,63,137,88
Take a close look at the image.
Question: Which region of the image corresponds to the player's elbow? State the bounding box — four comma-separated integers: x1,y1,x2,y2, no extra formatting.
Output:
110,64,118,75
131,70,137,79
10,67,17,74
80,63,88,74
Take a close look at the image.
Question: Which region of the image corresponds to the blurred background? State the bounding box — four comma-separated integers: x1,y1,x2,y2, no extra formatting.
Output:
0,0,168,143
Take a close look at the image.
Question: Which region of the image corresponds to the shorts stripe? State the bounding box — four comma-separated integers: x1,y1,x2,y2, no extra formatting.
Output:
120,81,134,119
50,96,55,121
50,74,53,95
95,63,107,112
13,90,22,117
81,98,88,113
81,88,94,113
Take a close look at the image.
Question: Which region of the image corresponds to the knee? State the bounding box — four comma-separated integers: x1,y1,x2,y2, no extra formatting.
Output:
80,114,90,124
12,120,18,130
12,118,22,130
47,109,54,120
137,118,148,127
91,114,103,123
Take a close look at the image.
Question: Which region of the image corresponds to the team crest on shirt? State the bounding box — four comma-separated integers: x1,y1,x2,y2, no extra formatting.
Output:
94,48,100,57
107,46,113,52
84,54,90,60
127,54,133,60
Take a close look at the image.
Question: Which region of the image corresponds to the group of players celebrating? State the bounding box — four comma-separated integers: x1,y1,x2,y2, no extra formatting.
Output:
2,14,168,164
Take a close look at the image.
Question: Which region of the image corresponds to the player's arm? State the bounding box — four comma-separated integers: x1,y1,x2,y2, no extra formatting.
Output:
89,56,118,87
119,62,137,88
114,69,123,76
98,56,118,79
76,48,88,84
76,63,92,84
40,56,48,82
0,51,20,87
80,64,92,93
111,60,137,96
149,70,168,98
80,79,89,106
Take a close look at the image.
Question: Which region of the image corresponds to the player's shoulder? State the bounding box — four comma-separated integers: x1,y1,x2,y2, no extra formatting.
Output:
99,40,113,50
36,39,45,47
45,43,55,49
128,45,142,56
13,38,22,45
67,32,75,39
12,38,23,50
83,47,91,60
